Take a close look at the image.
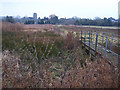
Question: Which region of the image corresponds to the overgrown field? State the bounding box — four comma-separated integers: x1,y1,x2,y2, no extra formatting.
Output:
2,22,119,88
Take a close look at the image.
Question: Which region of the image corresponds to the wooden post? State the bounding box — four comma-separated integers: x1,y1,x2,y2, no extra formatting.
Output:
84,32,86,47
105,36,108,56
95,32,98,56
84,32,86,44
102,32,104,45
91,31,92,43
81,31,83,43
89,32,91,54
110,34,113,51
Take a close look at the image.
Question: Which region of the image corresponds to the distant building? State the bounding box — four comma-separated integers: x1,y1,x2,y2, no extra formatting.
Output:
33,13,37,20
33,13,37,24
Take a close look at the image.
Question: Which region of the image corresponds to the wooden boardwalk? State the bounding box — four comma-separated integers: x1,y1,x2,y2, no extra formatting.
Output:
81,40,119,67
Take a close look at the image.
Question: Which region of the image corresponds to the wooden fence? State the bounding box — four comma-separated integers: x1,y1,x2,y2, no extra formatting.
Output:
79,31,119,66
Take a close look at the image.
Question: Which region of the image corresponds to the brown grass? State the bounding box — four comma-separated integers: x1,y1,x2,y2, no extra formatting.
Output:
2,50,118,88
62,57,118,88
2,23,119,88
2,22,24,31
59,25,119,34
107,41,120,55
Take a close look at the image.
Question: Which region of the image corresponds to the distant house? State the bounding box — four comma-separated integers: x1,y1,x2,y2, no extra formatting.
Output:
108,17,118,22
28,17,34,20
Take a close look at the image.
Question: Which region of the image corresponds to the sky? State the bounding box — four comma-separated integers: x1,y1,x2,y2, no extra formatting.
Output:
0,0,119,19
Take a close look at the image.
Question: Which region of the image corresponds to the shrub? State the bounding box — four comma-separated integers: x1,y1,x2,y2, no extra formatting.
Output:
64,32,79,50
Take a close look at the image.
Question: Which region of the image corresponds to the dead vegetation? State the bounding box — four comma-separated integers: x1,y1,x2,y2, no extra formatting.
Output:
2,50,118,88
2,22,119,88
2,22,24,32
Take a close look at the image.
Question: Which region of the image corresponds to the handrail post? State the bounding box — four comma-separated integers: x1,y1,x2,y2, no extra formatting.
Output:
105,36,108,56
91,32,92,43
102,32,104,46
84,32,86,47
95,32,98,56
81,31,82,43
110,34,113,51
89,32,91,54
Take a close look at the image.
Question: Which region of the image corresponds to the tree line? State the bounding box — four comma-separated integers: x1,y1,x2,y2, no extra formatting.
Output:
1,15,119,26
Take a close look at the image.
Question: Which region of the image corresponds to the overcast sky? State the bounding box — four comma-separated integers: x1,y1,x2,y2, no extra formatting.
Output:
0,0,119,19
